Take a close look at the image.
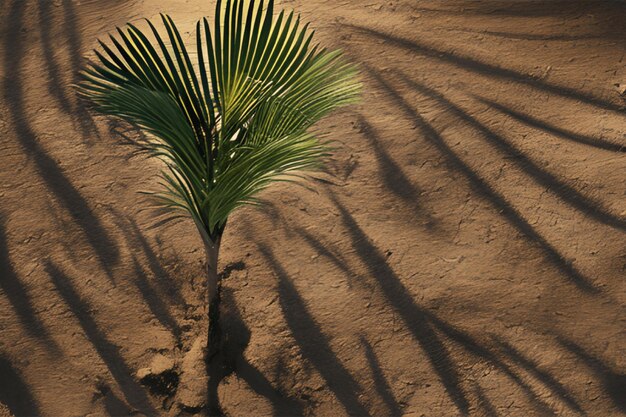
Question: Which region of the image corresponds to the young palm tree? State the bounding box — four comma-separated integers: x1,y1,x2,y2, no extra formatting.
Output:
77,0,359,413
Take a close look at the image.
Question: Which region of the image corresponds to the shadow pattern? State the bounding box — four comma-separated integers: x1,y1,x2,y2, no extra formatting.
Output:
360,336,402,416
556,335,626,413
0,213,60,354
3,0,120,277
348,25,624,112
259,245,371,416
0,353,41,417
328,191,581,416
357,115,439,230
223,286,305,416
395,72,626,232
362,66,598,293
46,262,157,415
473,96,625,153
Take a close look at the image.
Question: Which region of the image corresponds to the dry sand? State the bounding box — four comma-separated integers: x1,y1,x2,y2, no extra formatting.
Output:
0,0,625,416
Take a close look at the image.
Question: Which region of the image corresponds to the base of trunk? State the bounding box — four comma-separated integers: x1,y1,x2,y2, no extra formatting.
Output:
205,240,223,416
206,283,223,416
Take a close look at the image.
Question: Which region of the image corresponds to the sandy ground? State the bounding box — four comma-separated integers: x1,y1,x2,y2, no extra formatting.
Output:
1,0,625,416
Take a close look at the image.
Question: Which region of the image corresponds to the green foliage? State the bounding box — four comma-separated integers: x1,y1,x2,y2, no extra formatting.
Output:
78,0,360,244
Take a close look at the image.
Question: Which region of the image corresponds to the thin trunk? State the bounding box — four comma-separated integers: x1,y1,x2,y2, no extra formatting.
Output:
205,238,222,416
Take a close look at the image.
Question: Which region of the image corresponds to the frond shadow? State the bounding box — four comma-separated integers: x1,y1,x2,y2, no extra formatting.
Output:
35,0,98,137
130,256,181,342
37,0,73,113
360,336,402,416
555,335,626,413
110,211,185,307
45,261,157,415
0,353,41,417
294,226,358,287
220,287,305,416
361,66,599,293
457,28,624,42
328,192,470,415
0,212,61,354
473,383,499,417
472,96,625,153
347,25,624,113
3,0,120,277
258,244,371,416
410,0,626,19
493,337,583,414
395,72,626,232
328,190,579,416
356,115,440,231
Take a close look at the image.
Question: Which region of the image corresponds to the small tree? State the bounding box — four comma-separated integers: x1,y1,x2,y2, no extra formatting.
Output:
78,0,359,413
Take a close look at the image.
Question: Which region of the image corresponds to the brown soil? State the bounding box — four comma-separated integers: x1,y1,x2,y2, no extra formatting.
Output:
1,1,625,416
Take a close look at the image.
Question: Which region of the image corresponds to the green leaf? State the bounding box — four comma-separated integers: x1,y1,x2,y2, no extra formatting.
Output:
77,0,361,244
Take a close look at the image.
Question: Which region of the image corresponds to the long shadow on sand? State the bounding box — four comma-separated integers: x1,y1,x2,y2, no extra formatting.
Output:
458,28,625,42
114,215,185,307
394,71,626,232
46,262,157,415
0,353,41,417
219,287,305,416
327,190,584,416
473,97,625,153
35,0,98,136
360,336,402,416
348,25,624,113
259,244,371,416
328,194,470,415
556,335,626,413
37,0,73,113
110,211,186,341
3,0,120,276
0,213,60,354
356,115,439,230
130,255,181,341
410,0,626,20
361,66,599,293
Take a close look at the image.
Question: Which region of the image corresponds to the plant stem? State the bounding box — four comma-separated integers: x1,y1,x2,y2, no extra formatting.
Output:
205,238,222,416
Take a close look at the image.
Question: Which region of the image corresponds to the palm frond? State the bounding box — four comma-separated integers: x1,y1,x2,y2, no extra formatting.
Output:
78,0,361,244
